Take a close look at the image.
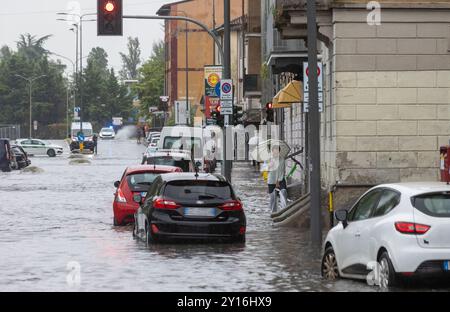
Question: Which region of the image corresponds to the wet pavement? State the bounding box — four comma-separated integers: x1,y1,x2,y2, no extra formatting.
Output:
0,139,447,291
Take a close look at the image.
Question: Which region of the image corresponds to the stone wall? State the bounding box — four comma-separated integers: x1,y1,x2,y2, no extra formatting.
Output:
324,8,450,187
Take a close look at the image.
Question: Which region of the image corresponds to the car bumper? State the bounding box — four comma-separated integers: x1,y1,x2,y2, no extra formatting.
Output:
150,211,245,241
390,244,450,273
113,202,138,224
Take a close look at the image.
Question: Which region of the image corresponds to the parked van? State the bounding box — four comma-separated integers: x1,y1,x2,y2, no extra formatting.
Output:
158,126,204,169
0,138,12,172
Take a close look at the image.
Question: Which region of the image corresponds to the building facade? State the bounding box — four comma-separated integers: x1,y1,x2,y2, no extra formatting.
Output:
274,0,450,206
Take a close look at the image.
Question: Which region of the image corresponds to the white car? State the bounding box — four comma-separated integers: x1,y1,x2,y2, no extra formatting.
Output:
99,127,115,139
16,139,63,157
322,182,450,288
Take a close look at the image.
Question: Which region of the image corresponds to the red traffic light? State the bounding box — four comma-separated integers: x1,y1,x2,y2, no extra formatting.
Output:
266,102,273,110
105,1,115,12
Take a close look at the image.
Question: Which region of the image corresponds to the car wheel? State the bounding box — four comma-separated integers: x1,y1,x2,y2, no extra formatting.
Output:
47,149,56,157
113,217,120,226
379,252,398,288
321,246,340,280
132,216,138,238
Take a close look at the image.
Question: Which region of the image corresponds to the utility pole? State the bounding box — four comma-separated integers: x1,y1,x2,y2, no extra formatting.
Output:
307,0,322,245
222,0,232,182
15,74,47,138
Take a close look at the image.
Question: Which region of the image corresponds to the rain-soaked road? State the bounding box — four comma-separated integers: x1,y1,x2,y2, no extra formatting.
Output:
0,139,443,292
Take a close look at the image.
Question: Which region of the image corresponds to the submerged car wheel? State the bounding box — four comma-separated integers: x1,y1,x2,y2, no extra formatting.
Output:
321,246,340,280
379,252,398,288
113,217,120,226
47,149,56,157
145,223,157,244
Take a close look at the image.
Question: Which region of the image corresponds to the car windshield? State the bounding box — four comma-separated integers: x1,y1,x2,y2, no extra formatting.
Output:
126,172,160,192
163,137,202,158
412,192,450,218
101,128,114,133
147,156,190,172
164,180,233,203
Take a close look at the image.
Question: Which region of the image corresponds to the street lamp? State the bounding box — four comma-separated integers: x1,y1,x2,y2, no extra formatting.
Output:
57,12,96,137
48,52,77,137
15,74,47,138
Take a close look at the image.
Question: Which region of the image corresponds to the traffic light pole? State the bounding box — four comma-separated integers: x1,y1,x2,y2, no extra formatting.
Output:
307,0,322,245
222,0,232,182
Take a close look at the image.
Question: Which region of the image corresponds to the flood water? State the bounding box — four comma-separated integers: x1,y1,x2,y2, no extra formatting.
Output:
0,139,446,291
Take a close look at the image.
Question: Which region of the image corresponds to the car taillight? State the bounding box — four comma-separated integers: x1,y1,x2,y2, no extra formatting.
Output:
115,188,127,203
153,197,180,210
219,200,243,211
395,222,430,235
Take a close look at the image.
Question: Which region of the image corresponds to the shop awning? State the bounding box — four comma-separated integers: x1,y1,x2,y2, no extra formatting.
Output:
272,80,303,109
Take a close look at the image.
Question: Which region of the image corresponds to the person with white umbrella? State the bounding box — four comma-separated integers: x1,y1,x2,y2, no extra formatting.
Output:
267,142,290,213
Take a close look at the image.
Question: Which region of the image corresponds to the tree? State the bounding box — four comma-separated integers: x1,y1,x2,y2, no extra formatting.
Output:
0,34,67,137
16,33,52,60
119,37,142,81
81,47,132,126
134,40,165,120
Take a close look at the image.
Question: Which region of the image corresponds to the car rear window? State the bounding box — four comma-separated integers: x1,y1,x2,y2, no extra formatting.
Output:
126,173,159,192
412,192,450,218
147,156,190,172
163,180,234,203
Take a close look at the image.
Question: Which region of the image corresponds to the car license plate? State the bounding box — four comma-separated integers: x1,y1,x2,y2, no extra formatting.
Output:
184,208,216,217
444,261,450,271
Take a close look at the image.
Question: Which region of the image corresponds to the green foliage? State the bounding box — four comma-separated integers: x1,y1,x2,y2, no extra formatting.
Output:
81,47,132,127
119,37,142,81
134,40,165,120
0,34,66,135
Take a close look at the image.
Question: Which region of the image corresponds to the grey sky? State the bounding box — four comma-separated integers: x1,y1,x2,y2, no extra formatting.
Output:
0,0,168,74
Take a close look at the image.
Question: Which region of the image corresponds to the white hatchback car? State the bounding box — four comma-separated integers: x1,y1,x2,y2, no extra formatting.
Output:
322,182,450,288
16,139,64,157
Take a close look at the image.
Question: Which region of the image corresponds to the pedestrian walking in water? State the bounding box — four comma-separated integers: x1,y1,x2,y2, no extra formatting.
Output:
93,133,98,155
267,145,288,213
136,127,142,144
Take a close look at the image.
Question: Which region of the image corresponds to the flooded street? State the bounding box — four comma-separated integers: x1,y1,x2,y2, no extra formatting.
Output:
0,139,428,292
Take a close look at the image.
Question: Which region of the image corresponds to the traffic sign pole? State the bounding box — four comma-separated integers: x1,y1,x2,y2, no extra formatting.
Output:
222,0,232,182
307,0,322,245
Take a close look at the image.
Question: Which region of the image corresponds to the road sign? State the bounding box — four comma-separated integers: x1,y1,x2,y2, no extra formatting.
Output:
221,100,233,108
77,131,85,142
160,96,169,102
221,107,233,115
303,62,324,113
220,79,233,101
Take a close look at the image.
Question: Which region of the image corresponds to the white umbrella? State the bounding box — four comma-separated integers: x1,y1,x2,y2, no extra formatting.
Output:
251,139,291,162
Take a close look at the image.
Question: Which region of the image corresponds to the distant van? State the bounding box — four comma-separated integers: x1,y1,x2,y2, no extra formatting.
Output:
0,138,12,172
70,122,95,152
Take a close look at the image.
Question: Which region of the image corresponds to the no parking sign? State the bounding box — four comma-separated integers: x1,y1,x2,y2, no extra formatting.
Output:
220,79,233,101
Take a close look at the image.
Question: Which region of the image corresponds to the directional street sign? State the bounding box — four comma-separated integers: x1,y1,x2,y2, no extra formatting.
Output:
77,131,85,142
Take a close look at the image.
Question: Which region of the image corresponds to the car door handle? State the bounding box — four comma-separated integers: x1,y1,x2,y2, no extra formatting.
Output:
355,232,361,238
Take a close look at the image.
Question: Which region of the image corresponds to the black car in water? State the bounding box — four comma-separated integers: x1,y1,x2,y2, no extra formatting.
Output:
10,144,31,170
0,139,12,172
133,173,246,244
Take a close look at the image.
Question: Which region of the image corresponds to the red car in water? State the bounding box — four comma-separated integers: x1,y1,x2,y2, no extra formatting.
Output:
113,165,183,226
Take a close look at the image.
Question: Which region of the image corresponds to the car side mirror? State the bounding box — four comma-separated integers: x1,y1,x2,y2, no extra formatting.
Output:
335,210,349,228
195,161,202,168
133,194,142,204
114,181,120,188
